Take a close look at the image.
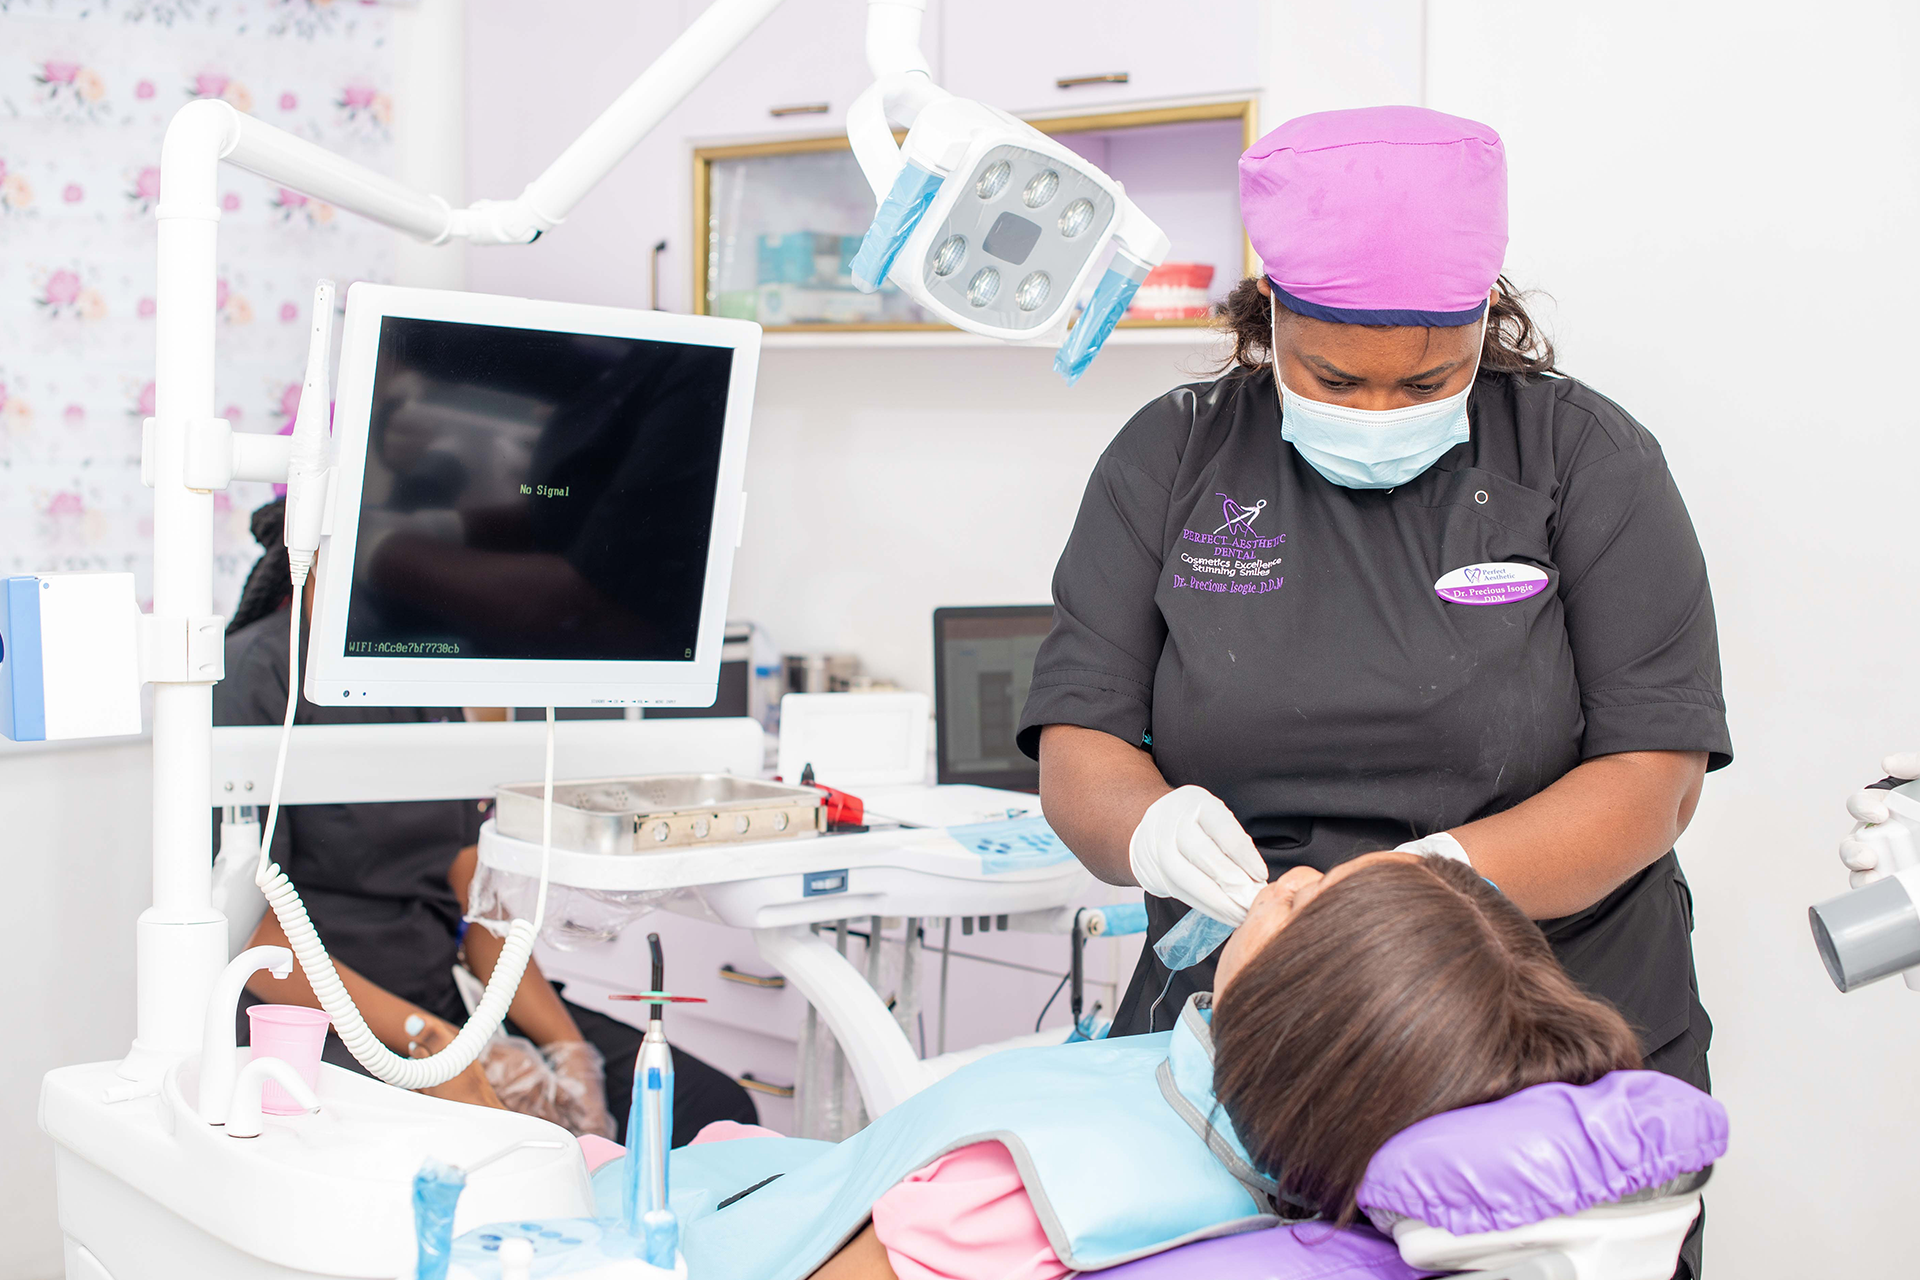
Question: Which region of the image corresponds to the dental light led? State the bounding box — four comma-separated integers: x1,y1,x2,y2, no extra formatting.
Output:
845,3,1169,382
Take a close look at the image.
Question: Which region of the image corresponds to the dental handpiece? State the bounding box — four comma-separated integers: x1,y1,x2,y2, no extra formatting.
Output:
624,933,679,1270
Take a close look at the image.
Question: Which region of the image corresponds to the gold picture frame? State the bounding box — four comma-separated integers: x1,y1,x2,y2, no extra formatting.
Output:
691,98,1258,333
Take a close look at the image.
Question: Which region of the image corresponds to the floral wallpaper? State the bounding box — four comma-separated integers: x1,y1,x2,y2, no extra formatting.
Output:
0,0,397,613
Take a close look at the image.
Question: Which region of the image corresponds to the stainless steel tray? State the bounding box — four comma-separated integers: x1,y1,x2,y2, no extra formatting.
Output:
494,774,825,855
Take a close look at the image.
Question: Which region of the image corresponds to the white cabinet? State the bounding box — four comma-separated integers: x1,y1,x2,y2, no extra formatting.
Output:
940,0,1263,117
465,0,691,308
675,0,946,141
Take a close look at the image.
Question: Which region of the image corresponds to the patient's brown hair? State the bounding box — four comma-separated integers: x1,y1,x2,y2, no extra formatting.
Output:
1211,856,1642,1226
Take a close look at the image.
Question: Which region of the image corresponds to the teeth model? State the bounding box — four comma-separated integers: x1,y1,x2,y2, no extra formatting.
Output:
1128,262,1217,320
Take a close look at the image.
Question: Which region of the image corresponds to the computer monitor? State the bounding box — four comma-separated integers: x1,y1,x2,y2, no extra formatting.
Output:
932,604,1052,791
305,284,759,708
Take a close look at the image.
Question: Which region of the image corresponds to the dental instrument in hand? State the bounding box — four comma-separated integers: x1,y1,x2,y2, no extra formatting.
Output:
250,281,562,1092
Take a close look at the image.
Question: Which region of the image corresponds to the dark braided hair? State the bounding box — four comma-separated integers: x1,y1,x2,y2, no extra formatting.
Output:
227,497,293,636
1214,273,1558,376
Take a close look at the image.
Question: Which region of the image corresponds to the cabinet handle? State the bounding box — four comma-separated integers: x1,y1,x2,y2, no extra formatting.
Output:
720,963,787,989
769,102,830,117
1056,72,1129,89
739,1073,796,1098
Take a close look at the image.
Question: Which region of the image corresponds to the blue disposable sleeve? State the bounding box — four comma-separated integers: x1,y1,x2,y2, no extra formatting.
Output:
947,816,1075,873
1053,265,1144,386
849,162,944,293
1153,908,1235,971
411,1160,466,1280
1090,901,1148,936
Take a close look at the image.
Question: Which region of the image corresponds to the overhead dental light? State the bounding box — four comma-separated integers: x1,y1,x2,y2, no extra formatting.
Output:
845,1,1169,383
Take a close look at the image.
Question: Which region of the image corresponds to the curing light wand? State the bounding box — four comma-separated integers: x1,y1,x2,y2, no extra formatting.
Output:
611,933,707,1269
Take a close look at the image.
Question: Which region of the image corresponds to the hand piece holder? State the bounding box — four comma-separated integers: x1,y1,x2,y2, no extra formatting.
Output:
614,934,707,1269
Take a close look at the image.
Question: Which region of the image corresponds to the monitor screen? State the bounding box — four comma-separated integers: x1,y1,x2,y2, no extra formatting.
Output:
935,605,1051,789
344,315,733,665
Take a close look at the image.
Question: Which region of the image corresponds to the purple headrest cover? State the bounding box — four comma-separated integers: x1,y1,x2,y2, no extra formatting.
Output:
1356,1071,1728,1238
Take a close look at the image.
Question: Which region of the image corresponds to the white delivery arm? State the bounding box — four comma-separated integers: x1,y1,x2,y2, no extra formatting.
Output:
866,0,933,77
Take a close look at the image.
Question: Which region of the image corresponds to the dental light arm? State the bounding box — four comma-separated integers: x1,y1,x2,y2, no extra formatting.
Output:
844,0,1170,381
200,0,789,248
191,0,1164,367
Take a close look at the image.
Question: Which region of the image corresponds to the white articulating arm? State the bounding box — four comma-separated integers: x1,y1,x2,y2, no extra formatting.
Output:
866,0,933,78
222,112,452,242
505,0,790,240
210,0,929,249
206,0,793,249
756,925,931,1116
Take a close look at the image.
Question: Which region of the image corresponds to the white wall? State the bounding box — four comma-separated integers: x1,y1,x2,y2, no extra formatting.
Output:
728,340,1225,686
1425,4,1920,1275
0,740,153,1280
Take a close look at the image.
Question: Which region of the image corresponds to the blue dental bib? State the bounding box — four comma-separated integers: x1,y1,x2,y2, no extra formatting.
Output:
592,995,1276,1280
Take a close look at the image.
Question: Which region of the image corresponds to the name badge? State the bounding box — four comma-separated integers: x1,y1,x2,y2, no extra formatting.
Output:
1434,562,1550,606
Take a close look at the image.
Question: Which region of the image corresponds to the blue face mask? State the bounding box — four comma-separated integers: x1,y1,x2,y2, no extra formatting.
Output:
1274,316,1484,490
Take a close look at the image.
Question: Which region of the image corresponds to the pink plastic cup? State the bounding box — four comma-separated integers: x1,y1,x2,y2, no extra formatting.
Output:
247,1004,331,1115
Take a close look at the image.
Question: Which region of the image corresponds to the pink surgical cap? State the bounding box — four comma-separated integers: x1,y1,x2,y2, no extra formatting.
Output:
1239,105,1508,326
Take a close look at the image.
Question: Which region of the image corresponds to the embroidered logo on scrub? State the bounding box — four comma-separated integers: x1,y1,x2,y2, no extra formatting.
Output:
1174,493,1285,596
1214,496,1266,535
1434,562,1550,606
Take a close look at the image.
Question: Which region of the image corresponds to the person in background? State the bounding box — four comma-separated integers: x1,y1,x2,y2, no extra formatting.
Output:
217,497,757,1143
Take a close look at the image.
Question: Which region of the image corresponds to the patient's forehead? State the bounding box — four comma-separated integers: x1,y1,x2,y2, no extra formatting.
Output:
1322,851,1420,892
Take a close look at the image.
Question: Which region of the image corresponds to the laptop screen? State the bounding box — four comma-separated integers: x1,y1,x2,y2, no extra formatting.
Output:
934,605,1052,791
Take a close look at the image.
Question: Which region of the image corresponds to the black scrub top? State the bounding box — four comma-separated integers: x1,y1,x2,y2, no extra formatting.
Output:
1016,368,1731,1089
214,606,483,1027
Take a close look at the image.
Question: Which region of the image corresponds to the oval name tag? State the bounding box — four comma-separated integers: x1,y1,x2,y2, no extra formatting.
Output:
1434,562,1550,606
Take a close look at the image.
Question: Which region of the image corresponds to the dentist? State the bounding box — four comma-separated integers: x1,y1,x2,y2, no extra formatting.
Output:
1018,110,1729,1278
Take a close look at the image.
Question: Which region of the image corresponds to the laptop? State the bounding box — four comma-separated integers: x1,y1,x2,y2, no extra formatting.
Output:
932,604,1053,792
792,605,1055,830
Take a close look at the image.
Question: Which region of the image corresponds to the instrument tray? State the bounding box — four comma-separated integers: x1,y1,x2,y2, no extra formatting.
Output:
495,774,825,855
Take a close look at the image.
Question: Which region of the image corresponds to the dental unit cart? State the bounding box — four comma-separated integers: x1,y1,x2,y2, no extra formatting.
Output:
475,776,1092,1119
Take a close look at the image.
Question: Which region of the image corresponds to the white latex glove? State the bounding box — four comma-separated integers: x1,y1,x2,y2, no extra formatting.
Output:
544,1039,616,1140
481,1033,565,1126
1841,751,1920,875
1129,785,1266,926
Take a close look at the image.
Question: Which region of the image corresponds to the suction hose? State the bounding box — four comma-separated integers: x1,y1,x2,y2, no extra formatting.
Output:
257,864,538,1088
250,563,556,1090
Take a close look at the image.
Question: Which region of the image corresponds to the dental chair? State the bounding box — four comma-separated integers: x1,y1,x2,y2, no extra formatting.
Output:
1100,1070,1724,1280
486,1065,1721,1280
